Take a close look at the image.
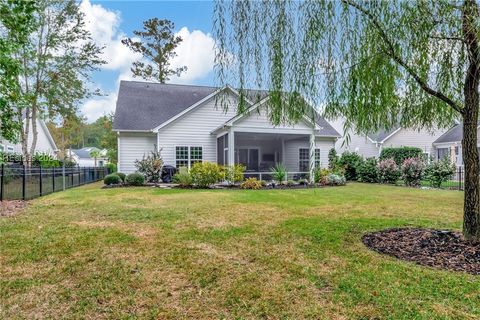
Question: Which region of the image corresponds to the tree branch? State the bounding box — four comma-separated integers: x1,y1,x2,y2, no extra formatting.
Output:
343,0,464,114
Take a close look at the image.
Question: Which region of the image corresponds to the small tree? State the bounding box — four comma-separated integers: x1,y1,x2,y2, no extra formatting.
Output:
135,149,164,183
328,148,339,170
338,152,363,181
122,18,187,83
89,149,100,168
357,158,379,183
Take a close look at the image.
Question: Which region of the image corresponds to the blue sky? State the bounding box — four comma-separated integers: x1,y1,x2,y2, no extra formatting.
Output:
80,0,217,121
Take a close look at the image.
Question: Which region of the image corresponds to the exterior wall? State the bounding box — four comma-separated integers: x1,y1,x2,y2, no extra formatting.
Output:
234,105,313,131
284,137,334,172
118,132,157,173
77,158,108,167
382,127,445,157
0,118,57,155
157,94,239,167
330,117,379,158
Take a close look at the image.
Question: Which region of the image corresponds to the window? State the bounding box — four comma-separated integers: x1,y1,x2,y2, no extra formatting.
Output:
175,146,203,168
6,146,14,153
299,148,320,172
437,148,449,161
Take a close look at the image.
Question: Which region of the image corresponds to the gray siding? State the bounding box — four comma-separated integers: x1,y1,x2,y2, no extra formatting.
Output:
284,137,334,171
383,127,445,156
118,132,157,173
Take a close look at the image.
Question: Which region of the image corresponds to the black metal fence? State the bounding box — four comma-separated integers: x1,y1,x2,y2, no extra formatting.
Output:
0,164,108,201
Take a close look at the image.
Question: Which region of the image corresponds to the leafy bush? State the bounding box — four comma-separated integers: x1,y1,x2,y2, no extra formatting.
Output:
314,168,330,184
190,161,223,188
380,147,423,165
173,167,193,187
357,158,379,183
106,163,117,173
240,177,263,189
104,173,121,185
326,174,346,186
425,158,456,188
33,153,61,168
115,172,126,183
328,148,339,170
338,151,363,181
270,163,287,183
135,149,163,183
377,158,400,184
401,157,425,187
224,164,245,184
286,180,296,186
126,172,145,186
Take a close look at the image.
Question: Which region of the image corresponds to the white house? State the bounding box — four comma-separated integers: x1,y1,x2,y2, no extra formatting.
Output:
68,147,108,167
113,81,341,178
331,117,446,159
0,116,58,156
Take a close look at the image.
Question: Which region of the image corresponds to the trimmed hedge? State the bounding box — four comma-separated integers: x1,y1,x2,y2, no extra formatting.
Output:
116,172,126,182
104,174,121,185
380,147,423,165
126,173,145,186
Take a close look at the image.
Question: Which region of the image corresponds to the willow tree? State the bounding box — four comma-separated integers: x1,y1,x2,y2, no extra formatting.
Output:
214,0,480,239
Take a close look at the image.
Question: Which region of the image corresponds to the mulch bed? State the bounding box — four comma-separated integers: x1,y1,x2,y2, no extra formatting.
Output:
0,200,27,217
362,228,480,275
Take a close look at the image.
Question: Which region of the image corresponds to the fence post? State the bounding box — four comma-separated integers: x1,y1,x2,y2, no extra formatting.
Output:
62,165,66,191
22,164,26,200
39,165,43,197
459,167,462,191
71,167,74,186
52,166,55,192
0,164,4,202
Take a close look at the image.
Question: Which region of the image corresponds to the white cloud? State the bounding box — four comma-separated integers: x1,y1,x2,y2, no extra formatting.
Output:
169,27,216,83
82,92,118,121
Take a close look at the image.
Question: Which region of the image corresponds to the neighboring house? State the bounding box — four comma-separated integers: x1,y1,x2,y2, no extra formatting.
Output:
68,147,108,167
432,123,471,167
0,116,58,156
331,117,445,159
113,81,341,177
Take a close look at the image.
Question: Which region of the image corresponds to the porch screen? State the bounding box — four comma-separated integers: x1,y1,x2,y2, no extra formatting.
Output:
299,148,321,171
437,148,449,161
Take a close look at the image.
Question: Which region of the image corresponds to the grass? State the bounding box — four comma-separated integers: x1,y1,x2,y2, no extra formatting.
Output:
1,182,478,319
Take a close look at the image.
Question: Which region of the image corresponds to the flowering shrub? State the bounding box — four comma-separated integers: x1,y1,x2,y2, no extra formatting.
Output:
314,168,330,184
401,157,425,187
190,161,223,188
326,174,346,186
377,158,400,184
425,158,456,188
135,149,163,183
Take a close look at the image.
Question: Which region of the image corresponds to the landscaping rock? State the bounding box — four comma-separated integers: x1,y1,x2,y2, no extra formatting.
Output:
362,228,480,275
0,201,27,217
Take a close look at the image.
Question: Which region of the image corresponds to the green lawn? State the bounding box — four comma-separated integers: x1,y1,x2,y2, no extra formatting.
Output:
1,183,478,319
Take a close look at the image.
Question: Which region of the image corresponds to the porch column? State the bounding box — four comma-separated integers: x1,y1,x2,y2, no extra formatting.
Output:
309,133,316,184
228,128,235,166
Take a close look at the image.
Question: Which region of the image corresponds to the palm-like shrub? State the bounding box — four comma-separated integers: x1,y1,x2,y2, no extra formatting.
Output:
377,158,400,184
190,161,223,188
401,157,425,187
425,158,456,188
134,149,163,183
270,163,287,183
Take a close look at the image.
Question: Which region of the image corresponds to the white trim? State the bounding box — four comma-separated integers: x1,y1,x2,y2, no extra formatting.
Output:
232,126,319,135
153,86,248,132
117,135,121,172
39,119,59,152
115,129,152,133
299,146,321,171
379,128,402,143
6,145,14,152
236,147,260,170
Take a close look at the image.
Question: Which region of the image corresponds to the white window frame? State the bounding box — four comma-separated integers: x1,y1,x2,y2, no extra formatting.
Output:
6,146,14,153
175,145,203,169
299,148,320,171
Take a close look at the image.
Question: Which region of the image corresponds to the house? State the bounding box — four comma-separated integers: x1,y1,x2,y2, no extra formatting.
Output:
68,147,108,167
432,123,468,167
331,118,445,159
113,81,340,179
0,116,58,156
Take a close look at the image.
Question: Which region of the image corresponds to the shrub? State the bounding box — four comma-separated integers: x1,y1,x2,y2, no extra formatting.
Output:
33,153,61,168
328,148,339,170
425,158,456,188
326,173,346,186
190,161,223,188
380,147,423,165
270,163,287,183
357,158,379,183
377,158,400,184
314,168,330,184
135,149,163,183
224,164,245,184
104,173,121,185
106,163,117,173
173,167,193,187
126,172,145,186
401,157,425,187
115,172,126,183
240,177,263,190
286,180,296,186
338,151,363,180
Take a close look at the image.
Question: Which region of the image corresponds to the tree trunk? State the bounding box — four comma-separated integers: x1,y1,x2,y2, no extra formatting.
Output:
462,0,480,240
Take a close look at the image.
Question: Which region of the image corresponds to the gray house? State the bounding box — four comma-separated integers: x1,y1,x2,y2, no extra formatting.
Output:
113,81,340,177
432,123,471,167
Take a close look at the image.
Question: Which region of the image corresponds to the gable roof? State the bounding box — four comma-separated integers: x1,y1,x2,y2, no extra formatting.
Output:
367,127,401,143
71,147,106,159
433,124,464,144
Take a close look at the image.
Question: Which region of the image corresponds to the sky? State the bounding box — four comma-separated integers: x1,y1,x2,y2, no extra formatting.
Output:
80,0,216,122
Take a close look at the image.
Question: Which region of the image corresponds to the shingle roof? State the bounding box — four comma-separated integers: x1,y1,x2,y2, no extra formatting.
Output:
113,80,340,137
433,124,463,144
71,147,103,159
367,127,400,142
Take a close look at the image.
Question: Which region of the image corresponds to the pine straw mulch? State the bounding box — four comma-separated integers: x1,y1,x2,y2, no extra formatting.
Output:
362,228,480,275
0,200,28,217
